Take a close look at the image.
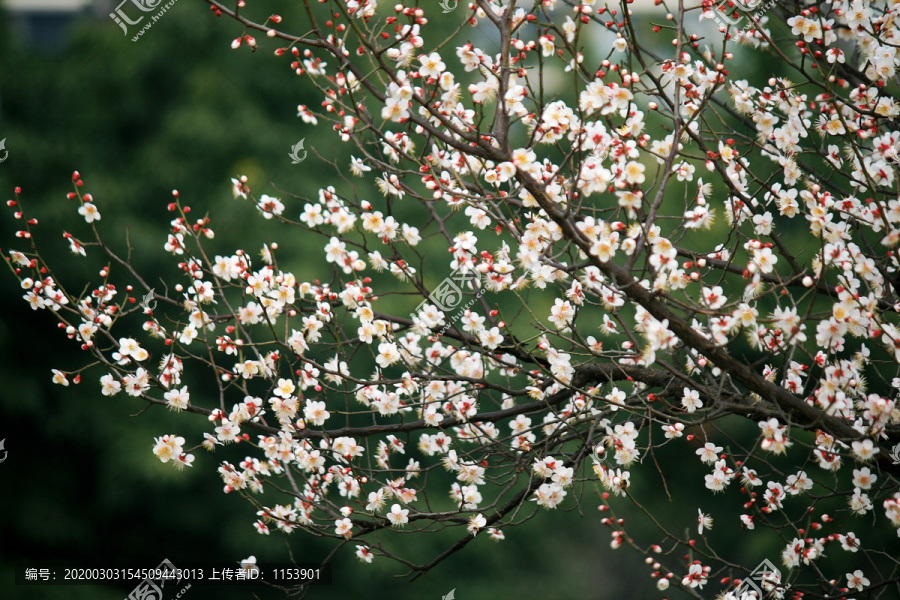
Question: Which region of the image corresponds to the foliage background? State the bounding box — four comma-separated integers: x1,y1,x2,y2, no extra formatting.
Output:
0,2,845,599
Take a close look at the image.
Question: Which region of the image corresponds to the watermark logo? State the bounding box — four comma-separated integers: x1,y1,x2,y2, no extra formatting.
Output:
438,0,458,13
289,139,308,164
733,558,789,598
710,0,746,27
410,269,483,334
0,138,8,163
110,0,180,41
141,288,157,313
709,0,776,32
110,0,162,34
890,442,900,465
126,558,190,600
0,439,7,464
442,589,456,600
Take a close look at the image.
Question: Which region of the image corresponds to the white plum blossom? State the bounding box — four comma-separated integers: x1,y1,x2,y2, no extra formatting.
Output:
9,2,900,593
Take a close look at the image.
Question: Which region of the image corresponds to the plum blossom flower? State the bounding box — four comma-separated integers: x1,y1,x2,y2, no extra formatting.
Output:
376,342,401,368
255,195,284,219
153,434,185,463
335,518,353,538
100,374,121,396
682,563,708,589
682,387,703,413
847,570,869,591
303,400,330,426
532,482,567,508
467,513,486,535
51,369,69,386
77,202,101,223
548,298,575,329
697,509,713,535
697,443,722,464
851,439,879,461
387,504,409,526
164,386,190,411
418,52,445,78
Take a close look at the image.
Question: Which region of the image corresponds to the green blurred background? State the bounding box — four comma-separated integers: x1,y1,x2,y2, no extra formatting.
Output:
0,2,882,599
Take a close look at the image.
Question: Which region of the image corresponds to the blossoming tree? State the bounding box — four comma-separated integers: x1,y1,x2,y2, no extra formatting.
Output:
5,0,900,596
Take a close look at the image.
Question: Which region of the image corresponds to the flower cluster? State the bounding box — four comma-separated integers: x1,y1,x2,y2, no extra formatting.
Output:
5,0,900,595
